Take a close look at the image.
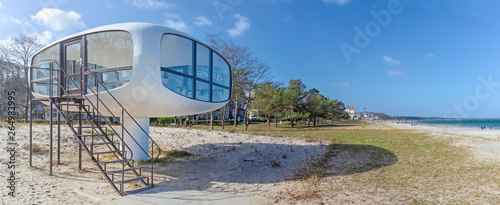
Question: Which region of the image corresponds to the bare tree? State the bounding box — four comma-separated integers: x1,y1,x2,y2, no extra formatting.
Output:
1,44,28,120
210,111,215,130
205,33,271,130
3,35,42,122
243,58,271,130
220,104,227,129
205,33,252,127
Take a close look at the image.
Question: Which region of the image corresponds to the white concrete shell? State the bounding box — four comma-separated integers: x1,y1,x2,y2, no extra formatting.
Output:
31,22,231,117
30,23,232,160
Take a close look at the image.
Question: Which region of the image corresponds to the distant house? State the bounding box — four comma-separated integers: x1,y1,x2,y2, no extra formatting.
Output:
42,107,59,120
345,106,362,120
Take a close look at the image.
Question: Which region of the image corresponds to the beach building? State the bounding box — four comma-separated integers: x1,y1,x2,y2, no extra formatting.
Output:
29,23,232,195
345,105,362,120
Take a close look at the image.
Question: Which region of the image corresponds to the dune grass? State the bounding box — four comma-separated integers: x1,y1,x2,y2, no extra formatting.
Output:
137,148,193,165
190,121,500,203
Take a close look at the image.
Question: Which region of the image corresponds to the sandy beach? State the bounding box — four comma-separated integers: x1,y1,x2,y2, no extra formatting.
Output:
1,122,499,204
1,124,326,204
385,122,500,162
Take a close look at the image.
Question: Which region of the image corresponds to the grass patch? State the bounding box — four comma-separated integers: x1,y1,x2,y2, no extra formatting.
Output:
186,122,500,203
22,143,45,153
137,149,193,165
295,145,337,180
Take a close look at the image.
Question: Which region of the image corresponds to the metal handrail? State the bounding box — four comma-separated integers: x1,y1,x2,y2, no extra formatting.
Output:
31,61,136,165
31,60,161,189
81,64,161,161
32,60,161,183
58,62,137,165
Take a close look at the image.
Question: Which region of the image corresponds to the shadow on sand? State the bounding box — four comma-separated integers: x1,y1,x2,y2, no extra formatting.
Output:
152,142,397,190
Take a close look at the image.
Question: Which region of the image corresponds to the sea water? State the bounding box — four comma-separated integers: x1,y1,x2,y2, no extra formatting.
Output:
417,119,500,130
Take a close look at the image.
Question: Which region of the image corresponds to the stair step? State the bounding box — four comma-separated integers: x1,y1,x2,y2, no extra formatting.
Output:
73,126,96,128
94,150,122,155
32,97,83,102
78,134,109,137
97,160,123,164
87,141,115,146
105,167,141,174
123,186,155,195
114,176,148,184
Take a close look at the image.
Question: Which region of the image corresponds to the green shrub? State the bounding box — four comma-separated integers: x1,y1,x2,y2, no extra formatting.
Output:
159,117,175,125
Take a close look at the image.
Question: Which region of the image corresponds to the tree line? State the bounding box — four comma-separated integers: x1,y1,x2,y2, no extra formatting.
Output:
0,33,349,129
203,34,349,130
0,35,41,121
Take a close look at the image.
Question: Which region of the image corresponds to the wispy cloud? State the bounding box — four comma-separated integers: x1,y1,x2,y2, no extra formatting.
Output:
126,0,175,10
283,15,293,23
165,13,190,33
0,37,13,47
387,70,403,76
31,8,86,31
329,82,352,88
227,13,251,37
105,1,113,9
0,2,3,8
423,53,437,58
383,55,402,66
194,16,212,26
322,0,351,6
9,17,22,25
30,31,53,45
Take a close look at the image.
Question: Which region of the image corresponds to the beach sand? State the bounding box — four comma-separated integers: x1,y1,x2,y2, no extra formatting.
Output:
385,122,500,162
1,122,499,204
0,125,326,204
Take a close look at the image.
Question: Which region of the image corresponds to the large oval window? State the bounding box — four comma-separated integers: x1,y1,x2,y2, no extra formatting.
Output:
160,34,231,102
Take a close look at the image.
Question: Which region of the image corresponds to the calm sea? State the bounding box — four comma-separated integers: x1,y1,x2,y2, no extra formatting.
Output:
417,119,500,130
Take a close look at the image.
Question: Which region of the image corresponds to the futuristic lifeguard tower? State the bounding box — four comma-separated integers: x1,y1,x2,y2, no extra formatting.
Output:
29,23,231,195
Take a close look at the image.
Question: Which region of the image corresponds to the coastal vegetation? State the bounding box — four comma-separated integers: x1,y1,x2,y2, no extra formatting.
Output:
193,121,500,203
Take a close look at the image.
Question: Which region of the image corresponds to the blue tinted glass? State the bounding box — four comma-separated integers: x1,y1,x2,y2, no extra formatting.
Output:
212,54,230,87
196,81,210,101
196,43,210,81
162,72,194,98
212,85,229,102
161,35,193,76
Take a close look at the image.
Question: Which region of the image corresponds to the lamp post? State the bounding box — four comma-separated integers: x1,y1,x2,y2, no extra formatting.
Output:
363,107,366,127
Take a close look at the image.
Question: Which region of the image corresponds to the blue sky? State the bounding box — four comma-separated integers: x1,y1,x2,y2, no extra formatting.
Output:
1,0,500,118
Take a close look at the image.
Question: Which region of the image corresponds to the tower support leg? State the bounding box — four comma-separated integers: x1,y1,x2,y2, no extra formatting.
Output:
121,117,150,161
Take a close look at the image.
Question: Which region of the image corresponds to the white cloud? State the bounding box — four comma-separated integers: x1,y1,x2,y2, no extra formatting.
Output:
0,37,13,47
194,16,213,26
383,55,402,66
322,0,351,6
165,13,190,33
0,2,3,8
283,15,293,23
329,82,352,88
9,17,22,25
126,0,175,10
227,13,250,37
387,70,403,76
31,8,86,31
105,1,113,9
30,31,53,45
424,53,436,58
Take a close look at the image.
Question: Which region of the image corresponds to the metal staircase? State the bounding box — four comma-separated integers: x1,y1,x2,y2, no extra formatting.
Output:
30,60,161,195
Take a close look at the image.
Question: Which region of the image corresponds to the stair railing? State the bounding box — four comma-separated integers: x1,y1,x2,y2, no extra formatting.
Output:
31,61,130,194
79,63,161,186
32,60,162,194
